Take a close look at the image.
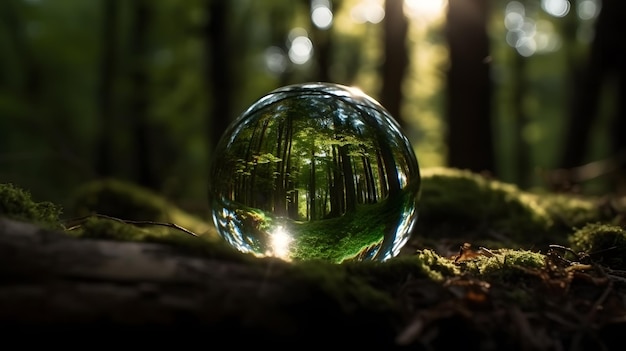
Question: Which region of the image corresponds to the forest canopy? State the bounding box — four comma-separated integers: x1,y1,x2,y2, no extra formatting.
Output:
0,0,622,216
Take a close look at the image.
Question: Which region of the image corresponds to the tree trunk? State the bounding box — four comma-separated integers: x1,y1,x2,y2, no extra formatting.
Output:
560,3,608,170
95,0,119,178
0,0,43,136
560,0,626,192
310,24,332,82
445,0,494,175
612,62,626,193
128,0,157,190
511,53,530,188
205,0,233,155
380,0,408,128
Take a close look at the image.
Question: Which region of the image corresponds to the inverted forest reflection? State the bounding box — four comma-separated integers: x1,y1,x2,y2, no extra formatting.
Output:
209,83,420,262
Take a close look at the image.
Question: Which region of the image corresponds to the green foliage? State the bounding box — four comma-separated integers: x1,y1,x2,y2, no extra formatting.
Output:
0,0,609,213
0,183,63,230
568,223,626,269
290,193,407,263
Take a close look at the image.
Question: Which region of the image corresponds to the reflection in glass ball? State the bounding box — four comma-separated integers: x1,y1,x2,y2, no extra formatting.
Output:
209,82,421,263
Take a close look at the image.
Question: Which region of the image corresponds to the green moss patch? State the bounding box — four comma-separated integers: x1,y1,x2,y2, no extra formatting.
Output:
415,168,553,246
459,248,546,281
534,193,609,236
413,167,608,250
0,183,63,230
568,223,626,269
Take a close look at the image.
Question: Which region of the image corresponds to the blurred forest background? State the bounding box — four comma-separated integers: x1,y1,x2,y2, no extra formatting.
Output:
1,0,624,217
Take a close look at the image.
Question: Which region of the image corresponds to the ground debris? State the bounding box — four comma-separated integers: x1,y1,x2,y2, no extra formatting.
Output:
394,242,626,350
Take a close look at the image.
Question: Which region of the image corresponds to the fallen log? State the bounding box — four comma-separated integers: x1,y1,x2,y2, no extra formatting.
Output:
0,217,401,347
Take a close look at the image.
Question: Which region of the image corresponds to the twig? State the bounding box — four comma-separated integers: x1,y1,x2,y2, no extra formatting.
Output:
64,213,198,237
603,267,626,283
549,244,580,262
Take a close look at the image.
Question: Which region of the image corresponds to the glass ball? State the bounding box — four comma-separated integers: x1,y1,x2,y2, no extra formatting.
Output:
209,82,421,263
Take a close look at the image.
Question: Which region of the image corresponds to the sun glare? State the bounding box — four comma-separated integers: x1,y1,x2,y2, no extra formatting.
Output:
269,226,293,260
404,0,447,22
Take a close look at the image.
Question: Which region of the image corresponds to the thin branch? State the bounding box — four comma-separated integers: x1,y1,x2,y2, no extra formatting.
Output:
64,213,198,237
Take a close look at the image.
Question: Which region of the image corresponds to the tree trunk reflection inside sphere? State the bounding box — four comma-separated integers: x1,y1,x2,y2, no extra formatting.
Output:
209,83,421,263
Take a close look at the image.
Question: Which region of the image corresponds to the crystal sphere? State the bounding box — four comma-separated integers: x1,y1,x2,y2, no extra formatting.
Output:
209,82,421,263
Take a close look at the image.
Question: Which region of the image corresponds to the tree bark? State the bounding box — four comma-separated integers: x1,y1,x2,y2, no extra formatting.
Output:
445,0,494,175
128,0,158,190
560,0,626,192
0,217,398,345
205,0,233,155
95,0,119,178
380,0,409,128
511,52,530,187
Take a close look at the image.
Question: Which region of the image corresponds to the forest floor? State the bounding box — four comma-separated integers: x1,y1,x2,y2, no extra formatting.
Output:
1,167,625,349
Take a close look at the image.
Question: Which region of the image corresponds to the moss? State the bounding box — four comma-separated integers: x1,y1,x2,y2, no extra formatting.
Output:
69,178,216,238
269,260,403,344
290,260,399,314
413,248,460,281
252,250,461,321
341,253,458,291
69,216,255,263
568,223,626,269
71,216,153,241
344,249,458,283
5,169,624,289
460,248,545,281
0,183,63,230
410,168,611,252
415,168,554,248
535,193,607,236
